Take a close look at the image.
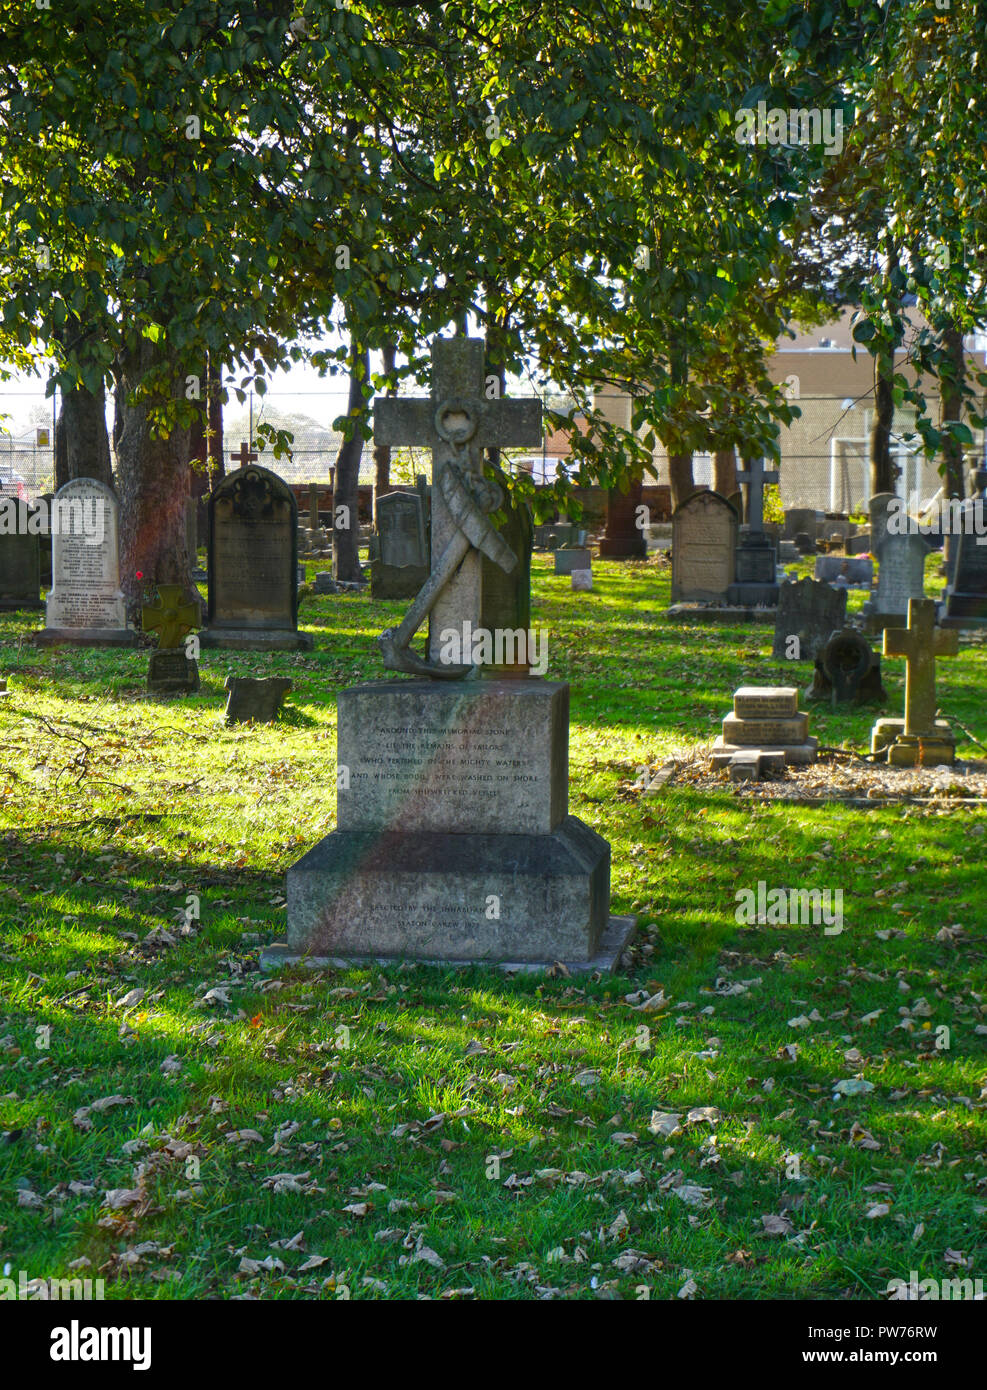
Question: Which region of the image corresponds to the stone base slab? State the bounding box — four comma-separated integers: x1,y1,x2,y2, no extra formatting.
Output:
284,816,610,965
199,626,314,651
871,717,955,766
664,604,777,624
722,711,809,745
726,582,779,607
261,913,636,975
713,734,818,765
33,627,137,647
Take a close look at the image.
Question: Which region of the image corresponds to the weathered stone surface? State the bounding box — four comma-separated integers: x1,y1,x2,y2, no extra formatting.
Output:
34,478,135,647
712,734,818,765
772,577,847,662
864,532,929,627
671,491,737,602
224,675,292,724
370,489,429,600
200,463,313,651
554,548,591,576
814,555,873,587
0,508,42,609
733,686,799,719
941,524,987,628
148,650,200,695
871,718,955,766
722,712,809,745
337,679,568,836
571,568,593,591
284,816,610,964
808,628,886,706
882,598,958,738
783,508,823,541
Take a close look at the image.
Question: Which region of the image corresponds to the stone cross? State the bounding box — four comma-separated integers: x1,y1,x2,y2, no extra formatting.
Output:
373,338,541,666
142,585,200,651
883,597,958,736
231,441,258,470
736,456,779,531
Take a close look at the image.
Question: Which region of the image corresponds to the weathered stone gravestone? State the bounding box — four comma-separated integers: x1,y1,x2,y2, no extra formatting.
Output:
34,479,135,647
807,628,886,706
941,486,987,628
224,676,292,724
264,336,631,972
571,567,593,591
0,503,43,609
554,547,592,576
862,532,929,631
670,491,737,602
143,585,200,695
728,458,779,607
772,577,847,663
872,599,959,765
783,508,822,542
712,685,817,771
814,554,873,588
369,489,429,599
199,463,313,650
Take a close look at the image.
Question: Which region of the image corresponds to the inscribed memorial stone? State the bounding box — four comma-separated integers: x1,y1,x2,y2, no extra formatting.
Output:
34,479,134,646
671,492,737,602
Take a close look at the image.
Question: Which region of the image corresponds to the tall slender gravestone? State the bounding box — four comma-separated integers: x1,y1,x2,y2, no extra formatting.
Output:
265,338,631,971
369,489,429,599
199,456,313,651
34,479,135,647
0,502,43,610
728,457,779,606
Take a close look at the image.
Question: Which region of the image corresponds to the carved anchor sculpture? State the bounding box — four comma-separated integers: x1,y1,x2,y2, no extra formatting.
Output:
378,402,516,679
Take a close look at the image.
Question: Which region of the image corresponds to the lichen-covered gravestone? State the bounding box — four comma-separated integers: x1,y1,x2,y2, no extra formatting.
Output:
771,576,847,662
863,531,929,631
34,479,135,647
872,599,959,765
224,676,292,724
143,585,201,696
200,462,313,651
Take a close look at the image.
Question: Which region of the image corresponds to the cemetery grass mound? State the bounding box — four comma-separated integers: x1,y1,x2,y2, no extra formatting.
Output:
0,555,984,1300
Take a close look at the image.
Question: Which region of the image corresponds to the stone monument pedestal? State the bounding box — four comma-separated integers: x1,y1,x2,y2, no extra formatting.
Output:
199,626,312,651
726,535,779,607
264,677,633,972
871,718,955,767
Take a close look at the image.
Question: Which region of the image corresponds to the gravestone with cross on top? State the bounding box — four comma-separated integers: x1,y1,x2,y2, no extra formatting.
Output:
372,337,541,674
142,584,201,695
269,338,633,972
727,457,780,606
871,598,959,764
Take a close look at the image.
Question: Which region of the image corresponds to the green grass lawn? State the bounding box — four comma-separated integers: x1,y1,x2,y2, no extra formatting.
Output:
0,552,985,1300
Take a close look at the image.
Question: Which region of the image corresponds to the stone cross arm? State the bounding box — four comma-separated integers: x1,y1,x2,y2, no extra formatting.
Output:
143,585,200,650
374,396,542,449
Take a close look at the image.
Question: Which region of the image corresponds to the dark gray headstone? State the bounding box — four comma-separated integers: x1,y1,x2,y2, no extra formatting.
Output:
783,508,823,541
370,489,428,600
200,464,312,650
807,627,886,706
942,522,987,627
554,548,591,575
148,650,200,695
772,577,847,662
224,676,292,724
0,503,43,609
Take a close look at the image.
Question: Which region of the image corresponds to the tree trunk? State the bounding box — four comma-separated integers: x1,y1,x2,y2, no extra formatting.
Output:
333,332,369,582
712,447,737,499
940,320,966,500
668,452,695,510
115,342,193,611
870,352,895,497
373,342,396,506
54,384,112,490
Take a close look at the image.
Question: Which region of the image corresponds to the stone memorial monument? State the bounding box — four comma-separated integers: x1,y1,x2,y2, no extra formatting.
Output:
727,457,779,607
872,598,959,765
369,488,429,600
712,685,817,775
0,503,43,610
670,491,737,603
771,576,847,663
199,451,313,650
264,337,632,971
143,585,200,695
34,479,135,647
862,530,929,631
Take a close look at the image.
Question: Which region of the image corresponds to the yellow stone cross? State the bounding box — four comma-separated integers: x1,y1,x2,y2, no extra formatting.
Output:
883,598,958,736
142,585,200,651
